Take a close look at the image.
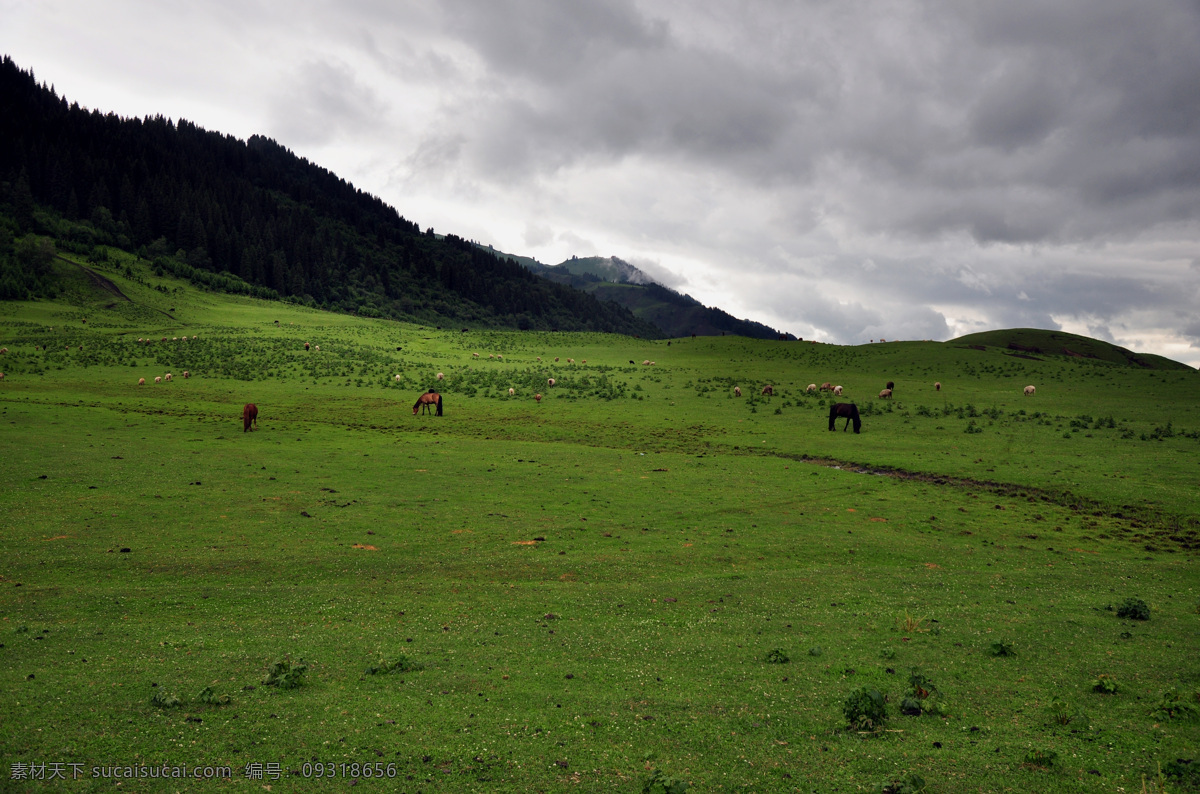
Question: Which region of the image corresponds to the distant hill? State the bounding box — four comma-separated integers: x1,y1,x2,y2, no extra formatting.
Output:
0,56,662,337
951,328,1192,370
508,255,793,340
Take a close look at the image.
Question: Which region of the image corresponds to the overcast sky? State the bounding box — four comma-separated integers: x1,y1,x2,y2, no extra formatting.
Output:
4,1,1200,365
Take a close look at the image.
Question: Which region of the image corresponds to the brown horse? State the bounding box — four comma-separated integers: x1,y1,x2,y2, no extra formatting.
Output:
243,403,258,432
413,391,443,416
828,403,861,433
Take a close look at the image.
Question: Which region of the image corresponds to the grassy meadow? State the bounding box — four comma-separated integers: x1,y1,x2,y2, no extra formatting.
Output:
1,251,1198,793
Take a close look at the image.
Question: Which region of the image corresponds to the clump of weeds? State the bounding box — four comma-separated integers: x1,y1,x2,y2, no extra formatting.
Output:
844,687,889,731
1092,675,1120,694
1116,597,1151,620
263,656,308,689
873,772,928,793
365,654,425,675
764,648,790,664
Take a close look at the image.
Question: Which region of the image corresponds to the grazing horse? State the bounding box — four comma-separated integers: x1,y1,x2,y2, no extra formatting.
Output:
413,390,443,416
828,403,862,433
243,403,258,433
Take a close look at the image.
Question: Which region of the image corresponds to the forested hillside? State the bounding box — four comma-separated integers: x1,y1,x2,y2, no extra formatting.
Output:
0,56,661,335
521,256,794,340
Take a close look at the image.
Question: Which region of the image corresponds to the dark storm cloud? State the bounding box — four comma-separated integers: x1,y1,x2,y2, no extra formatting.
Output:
4,0,1199,363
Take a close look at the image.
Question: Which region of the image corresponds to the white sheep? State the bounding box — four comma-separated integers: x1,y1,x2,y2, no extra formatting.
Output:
437,372,445,380
508,388,515,396
137,377,144,385
833,385,843,396
934,381,941,391
806,383,817,393
548,378,556,387
154,376,161,384
879,388,892,399
734,387,742,397
1024,385,1036,396
164,373,173,381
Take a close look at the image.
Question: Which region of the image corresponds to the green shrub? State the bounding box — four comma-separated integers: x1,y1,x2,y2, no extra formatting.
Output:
873,772,927,793
196,686,231,706
1091,675,1120,694
989,640,1016,657
1024,748,1058,768
808,646,823,657
843,687,888,731
1153,688,1200,721
365,654,426,675
150,691,182,709
642,768,688,794
263,657,308,689
1116,598,1150,620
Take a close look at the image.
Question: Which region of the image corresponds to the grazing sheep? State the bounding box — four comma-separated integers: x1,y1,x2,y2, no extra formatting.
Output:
192,336,197,340
164,373,173,381
537,356,542,361
879,388,892,399
154,376,161,384
833,385,843,396
643,360,651,366
508,388,515,396
489,354,495,359
395,374,402,382
1024,385,1036,396
548,378,556,387
568,358,574,364
0,347,6,354
935,381,941,391
172,337,178,341
555,357,560,362
535,393,542,402
183,371,190,379
649,361,655,366
314,345,320,351
762,385,774,396
581,359,586,364
497,355,503,360
886,381,894,390
473,353,479,358
880,338,886,343
161,337,167,342
734,386,742,397
436,372,445,380
806,383,817,393
820,382,832,391
304,342,310,350
138,377,145,385
0,373,5,380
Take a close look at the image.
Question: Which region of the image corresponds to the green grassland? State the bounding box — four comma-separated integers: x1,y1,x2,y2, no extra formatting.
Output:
1,250,1198,793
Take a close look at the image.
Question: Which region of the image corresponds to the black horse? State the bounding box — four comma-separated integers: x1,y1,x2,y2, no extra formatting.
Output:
828,403,861,433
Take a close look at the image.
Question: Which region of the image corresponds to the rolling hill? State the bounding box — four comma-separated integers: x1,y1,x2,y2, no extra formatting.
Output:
951,328,1192,370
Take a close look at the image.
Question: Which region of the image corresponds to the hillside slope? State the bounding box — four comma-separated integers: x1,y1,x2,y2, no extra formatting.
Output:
0,56,661,336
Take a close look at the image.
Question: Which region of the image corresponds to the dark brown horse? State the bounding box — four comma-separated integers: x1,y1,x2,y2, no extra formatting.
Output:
413,391,443,416
828,403,861,433
243,403,258,432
